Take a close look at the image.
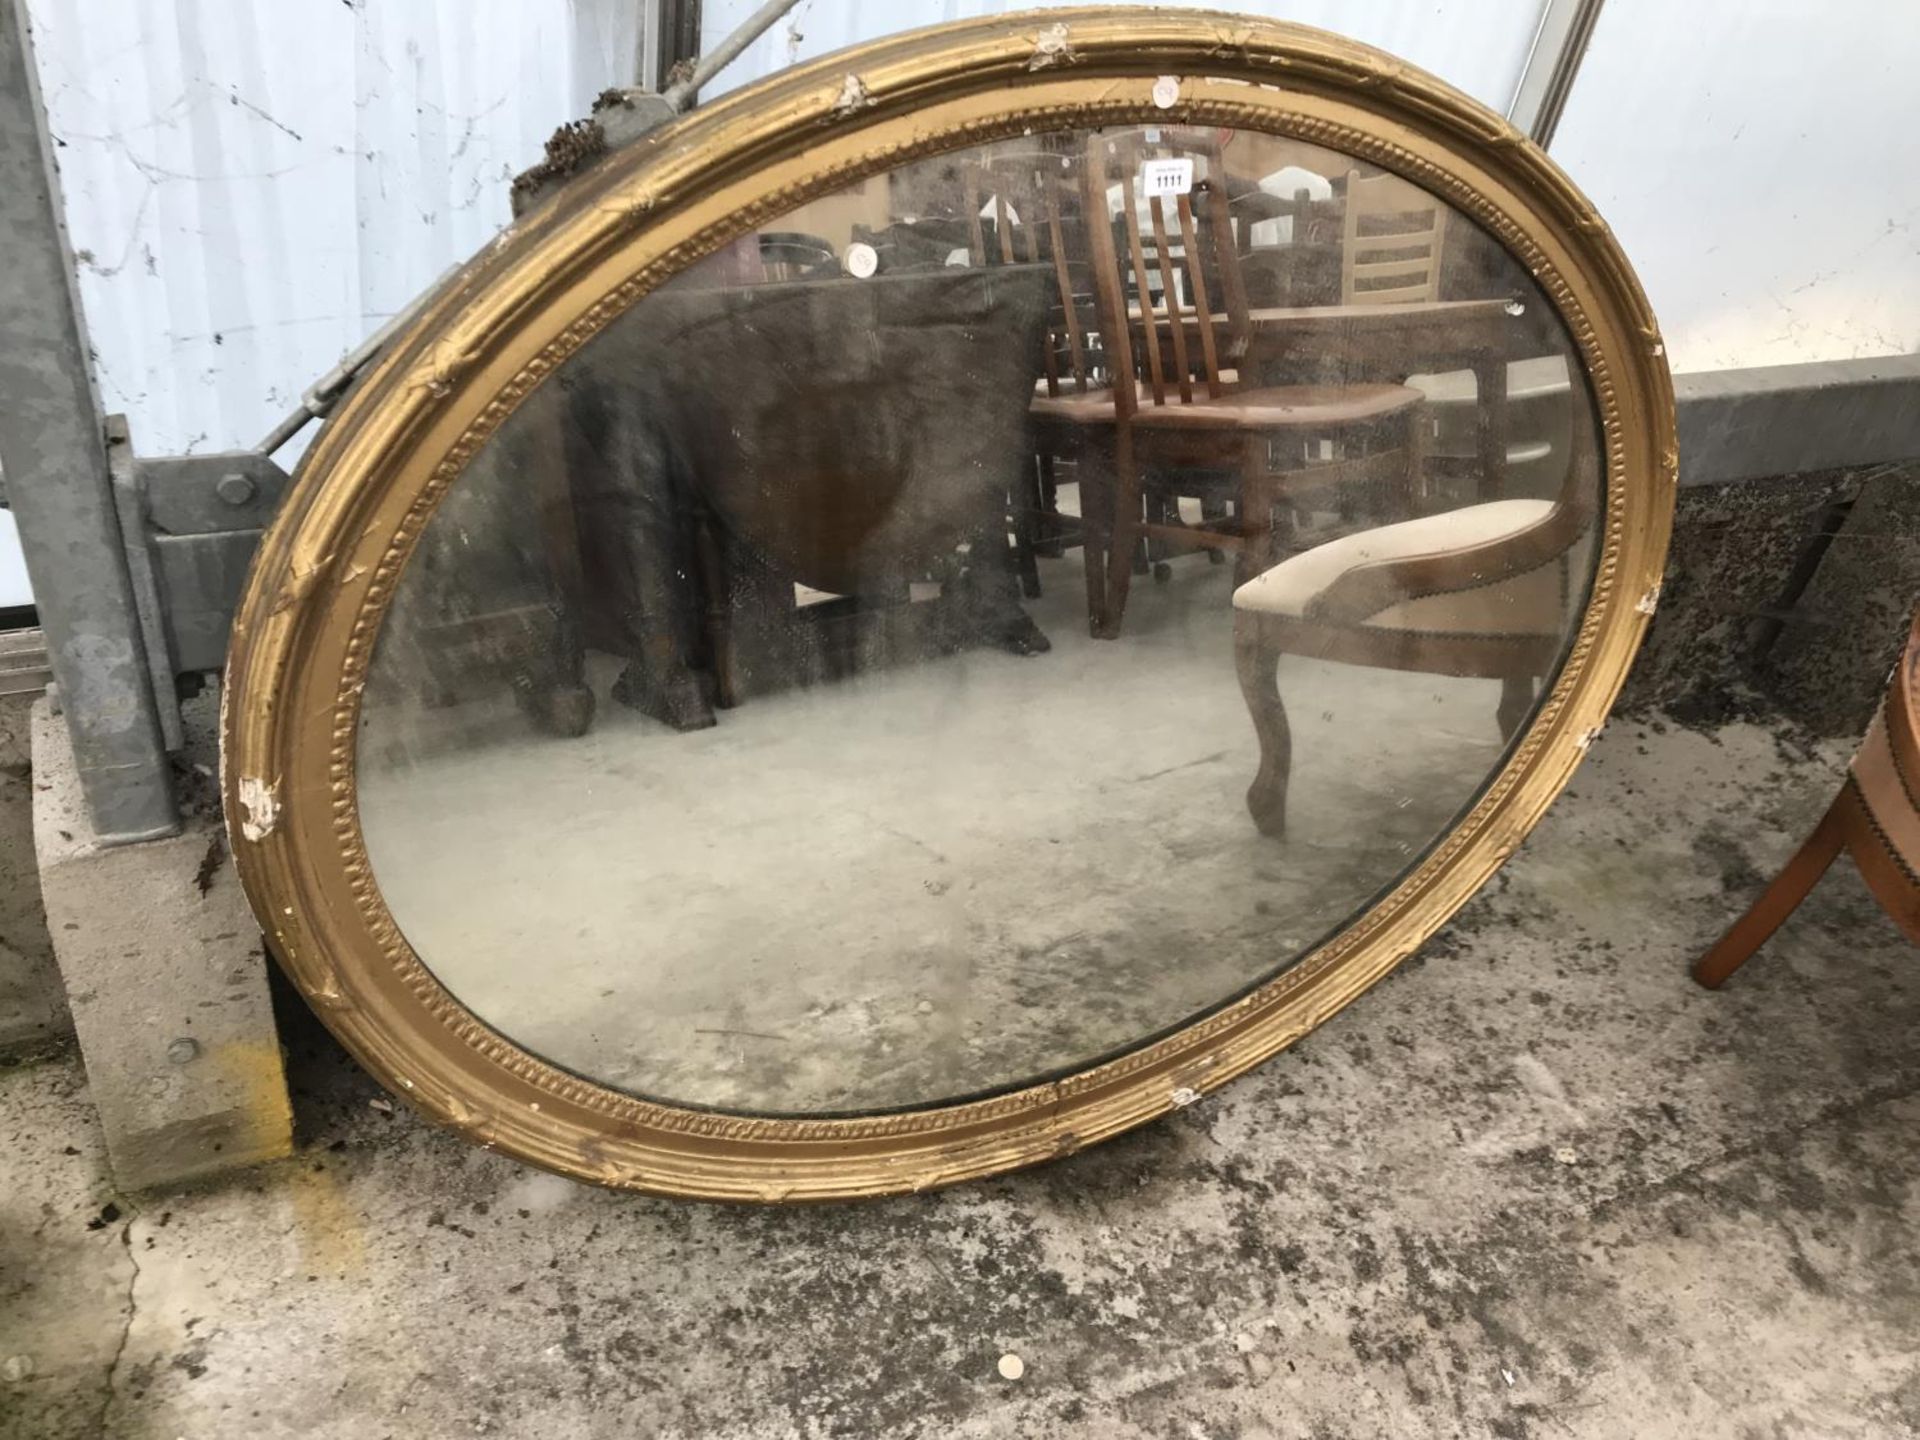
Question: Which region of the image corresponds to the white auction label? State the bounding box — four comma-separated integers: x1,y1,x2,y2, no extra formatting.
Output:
1151,75,1181,109
1140,157,1194,198
844,241,879,279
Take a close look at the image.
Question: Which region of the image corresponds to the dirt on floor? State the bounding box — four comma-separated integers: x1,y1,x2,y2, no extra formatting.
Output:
2,709,1917,1440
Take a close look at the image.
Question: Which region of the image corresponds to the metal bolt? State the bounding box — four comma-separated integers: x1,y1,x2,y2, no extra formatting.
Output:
215,472,257,506
166,1037,200,1065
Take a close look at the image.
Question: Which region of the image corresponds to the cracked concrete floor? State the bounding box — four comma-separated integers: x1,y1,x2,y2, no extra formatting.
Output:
3,710,1918,1439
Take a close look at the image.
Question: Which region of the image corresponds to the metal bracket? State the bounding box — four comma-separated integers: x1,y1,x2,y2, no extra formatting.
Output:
108,416,291,750
509,0,802,217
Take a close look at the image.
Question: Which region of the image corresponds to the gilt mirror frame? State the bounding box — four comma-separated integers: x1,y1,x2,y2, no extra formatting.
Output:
222,7,1676,1201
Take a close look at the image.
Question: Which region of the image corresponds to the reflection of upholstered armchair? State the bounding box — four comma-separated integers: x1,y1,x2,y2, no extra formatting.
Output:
1230,414,1596,838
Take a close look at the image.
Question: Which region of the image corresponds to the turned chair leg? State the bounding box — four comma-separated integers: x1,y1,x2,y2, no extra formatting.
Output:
1234,611,1292,838
1035,452,1067,558
1097,427,1142,639
1693,790,1849,990
1079,442,1113,637
1235,442,1293,587
1234,437,1267,587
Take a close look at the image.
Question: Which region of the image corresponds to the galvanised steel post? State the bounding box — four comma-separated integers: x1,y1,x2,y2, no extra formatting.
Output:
0,0,176,841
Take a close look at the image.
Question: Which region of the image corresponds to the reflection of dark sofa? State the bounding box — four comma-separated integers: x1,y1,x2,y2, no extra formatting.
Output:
391,263,1054,735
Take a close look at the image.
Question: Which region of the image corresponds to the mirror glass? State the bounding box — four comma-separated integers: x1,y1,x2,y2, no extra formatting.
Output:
356,125,1601,1115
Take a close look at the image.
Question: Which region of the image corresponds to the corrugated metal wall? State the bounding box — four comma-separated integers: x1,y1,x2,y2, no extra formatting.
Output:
25,0,639,462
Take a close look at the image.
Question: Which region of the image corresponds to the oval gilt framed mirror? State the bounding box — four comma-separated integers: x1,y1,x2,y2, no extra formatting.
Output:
223,10,1675,1200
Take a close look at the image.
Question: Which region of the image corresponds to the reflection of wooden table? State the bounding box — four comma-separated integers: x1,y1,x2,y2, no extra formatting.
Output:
1230,190,1317,224
1132,297,1516,496
556,264,1058,723
635,266,1054,592
402,266,1056,737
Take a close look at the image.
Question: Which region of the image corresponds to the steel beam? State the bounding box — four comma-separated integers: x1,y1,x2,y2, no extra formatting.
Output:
1507,0,1607,149
0,0,176,841
660,0,802,112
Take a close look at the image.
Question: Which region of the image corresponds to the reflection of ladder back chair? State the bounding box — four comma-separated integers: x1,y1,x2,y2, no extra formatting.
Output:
1230,383,1597,838
1341,168,1447,305
1694,609,1920,989
1032,130,1425,638
1411,354,1575,505
967,151,1102,603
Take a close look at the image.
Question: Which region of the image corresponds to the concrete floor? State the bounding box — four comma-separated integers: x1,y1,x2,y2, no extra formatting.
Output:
5,705,1918,1438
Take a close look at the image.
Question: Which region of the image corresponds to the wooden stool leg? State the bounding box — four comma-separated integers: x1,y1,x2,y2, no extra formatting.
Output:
1693,792,1848,990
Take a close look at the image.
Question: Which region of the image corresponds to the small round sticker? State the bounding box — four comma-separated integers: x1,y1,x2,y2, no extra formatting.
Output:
1151,75,1180,110
844,241,879,279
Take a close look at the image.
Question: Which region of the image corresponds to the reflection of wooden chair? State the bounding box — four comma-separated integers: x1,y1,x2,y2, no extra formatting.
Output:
1230,407,1598,837
967,152,1101,601
1033,130,1425,637
1410,354,1574,505
1232,182,1343,307
1341,169,1447,305
1694,610,1920,988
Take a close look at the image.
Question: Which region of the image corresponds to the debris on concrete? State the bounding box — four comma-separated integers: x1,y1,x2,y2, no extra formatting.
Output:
4,711,1914,1438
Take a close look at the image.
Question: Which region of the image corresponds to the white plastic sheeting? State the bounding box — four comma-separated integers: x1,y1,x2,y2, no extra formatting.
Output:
713,0,1920,374
699,0,1548,113
24,0,637,463
7,0,641,605
1550,0,1920,372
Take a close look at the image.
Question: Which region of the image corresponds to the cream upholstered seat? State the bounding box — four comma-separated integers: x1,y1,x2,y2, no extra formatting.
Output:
1231,498,1563,635
1230,496,1575,839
